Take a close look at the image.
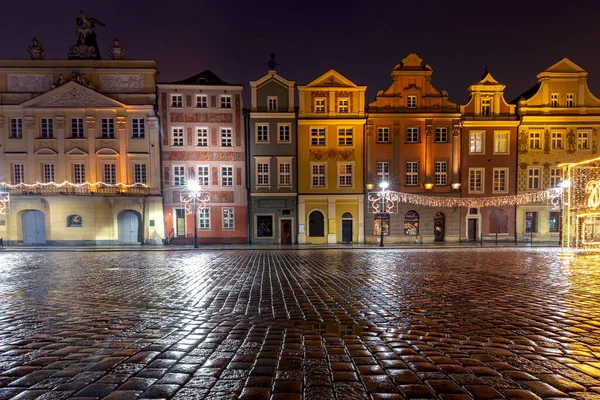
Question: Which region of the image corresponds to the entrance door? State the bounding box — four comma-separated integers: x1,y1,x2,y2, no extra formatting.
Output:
22,210,46,245
280,219,292,244
176,209,186,237
468,219,478,241
434,212,445,242
118,211,141,243
342,220,352,242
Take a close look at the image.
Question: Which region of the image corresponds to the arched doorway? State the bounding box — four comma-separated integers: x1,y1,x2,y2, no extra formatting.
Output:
22,210,46,245
118,210,142,244
341,212,353,243
308,211,325,237
434,212,445,242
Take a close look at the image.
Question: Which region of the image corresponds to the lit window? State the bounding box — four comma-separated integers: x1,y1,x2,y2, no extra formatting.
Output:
435,127,448,143
172,127,184,146
315,98,326,113
338,98,349,113
376,162,389,184
268,96,278,111
377,127,390,143
481,98,491,116
171,94,183,108
311,128,326,146
549,168,562,188
257,124,269,143
104,164,116,185
549,211,560,232
196,95,207,108
406,127,419,143
221,128,232,147
529,132,541,150
407,95,417,108
566,93,574,108
338,163,353,187
12,163,25,184
551,93,559,107
406,161,419,185
101,118,115,138
198,208,210,229
525,211,538,233
493,168,508,193
73,163,86,184
469,168,484,193
551,132,563,150
173,166,185,186
196,127,208,146
494,132,508,154
435,161,447,185
221,166,233,186
132,118,145,138
198,166,209,186
134,164,146,184
41,118,54,138
278,124,291,143
469,132,484,153
578,132,590,150
71,118,84,138
10,118,23,139
220,95,232,108
223,208,235,229
527,167,541,190
311,164,326,188
338,128,353,146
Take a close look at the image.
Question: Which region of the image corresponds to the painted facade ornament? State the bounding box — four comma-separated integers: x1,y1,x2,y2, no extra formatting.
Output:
68,10,105,60
27,38,44,60
108,38,126,60
543,130,551,154
518,130,528,154
567,130,576,154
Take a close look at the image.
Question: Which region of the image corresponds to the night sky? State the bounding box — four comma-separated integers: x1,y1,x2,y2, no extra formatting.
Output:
2,0,600,104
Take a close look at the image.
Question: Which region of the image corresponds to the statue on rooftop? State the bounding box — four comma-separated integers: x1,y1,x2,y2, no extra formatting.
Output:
28,38,44,60
109,38,126,60
68,10,105,60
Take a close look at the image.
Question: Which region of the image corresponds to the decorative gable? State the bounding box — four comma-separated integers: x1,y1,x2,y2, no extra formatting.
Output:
66,148,89,156
306,69,357,88
34,147,58,155
544,58,586,74
21,81,125,108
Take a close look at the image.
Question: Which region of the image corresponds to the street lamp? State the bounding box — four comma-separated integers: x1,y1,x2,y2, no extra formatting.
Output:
379,181,389,247
180,180,209,249
187,180,200,248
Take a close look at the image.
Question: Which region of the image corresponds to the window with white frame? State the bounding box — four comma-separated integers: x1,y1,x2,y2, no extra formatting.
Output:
338,128,353,146
338,163,353,187
578,131,590,150
197,166,209,186
481,98,491,116
377,127,390,143
311,128,326,146
311,163,326,188
549,167,562,188
221,128,232,147
41,118,54,138
434,161,447,185
529,132,541,150
268,96,278,111
10,118,23,139
566,93,574,107
527,167,541,190
469,168,484,193
220,95,232,108
435,127,448,143
494,132,509,154
196,94,208,108
223,208,234,229
256,159,270,186
73,163,86,184
338,98,349,113
551,132,563,150
132,118,145,138
221,166,233,186
405,161,419,185
315,98,326,113
172,127,184,146
198,208,210,229
493,168,508,193
43,163,55,183
469,132,484,153
196,127,208,146
551,93,559,107
134,163,147,184
171,94,183,108
12,163,24,184
101,118,115,138
71,118,84,138
407,95,417,108
278,124,291,143
256,124,269,143
406,127,419,143
104,163,116,184
278,160,291,186
173,165,185,186
376,162,389,184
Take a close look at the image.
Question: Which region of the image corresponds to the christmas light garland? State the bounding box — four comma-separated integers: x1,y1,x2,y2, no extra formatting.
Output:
0,192,8,215
0,181,149,190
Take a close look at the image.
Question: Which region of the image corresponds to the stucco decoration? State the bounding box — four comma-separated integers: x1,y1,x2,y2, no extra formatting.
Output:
24,118,35,129
100,75,144,92
8,74,53,92
519,162,528,170
169,112,232,123
42,87,113,107
116,117,127,129
567,130,576,154
518,131,528,154
163,151,244,162
309,148,355,161
543,130,551,154
55,117,65,129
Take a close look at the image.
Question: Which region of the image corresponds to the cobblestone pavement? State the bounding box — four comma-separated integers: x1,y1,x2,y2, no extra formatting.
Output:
0,248,600,399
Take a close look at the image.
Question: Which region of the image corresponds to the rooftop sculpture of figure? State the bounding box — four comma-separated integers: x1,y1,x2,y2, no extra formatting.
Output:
28,37,44,60
68,10,105,60
109,38,126,60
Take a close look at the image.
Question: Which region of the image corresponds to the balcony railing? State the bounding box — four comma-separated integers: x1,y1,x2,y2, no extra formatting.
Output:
0,183,150,196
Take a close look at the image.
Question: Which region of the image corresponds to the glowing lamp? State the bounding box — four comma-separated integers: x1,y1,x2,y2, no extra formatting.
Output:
425,183,434,190
379,181,389,190
187,180,199,193
365,183,375,191
451,183,461,191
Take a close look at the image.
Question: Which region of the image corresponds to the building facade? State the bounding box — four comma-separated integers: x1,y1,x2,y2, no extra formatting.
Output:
0,60,164,245
514,58,600,241
366,54,461,243
460,71,519,241
297,70,366,244
248,68,297,244
158,71,247,244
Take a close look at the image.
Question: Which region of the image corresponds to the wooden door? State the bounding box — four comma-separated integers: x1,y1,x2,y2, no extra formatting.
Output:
280,219,292,244
468,219,478,241
22,210,46,245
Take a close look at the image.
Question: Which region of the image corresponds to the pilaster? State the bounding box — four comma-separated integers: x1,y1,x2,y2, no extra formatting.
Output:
24,117,35,182
117,116,127,183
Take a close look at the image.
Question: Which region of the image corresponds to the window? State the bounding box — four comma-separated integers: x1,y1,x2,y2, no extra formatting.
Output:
404,210,419,235
374,215,389,237
196,95,207,108
551,93,559,107
315,98,326,113
10,118,23,139
101,118,115,138
268,96,278,111
407,95,417,108
311,128,326,146
406,161,419,185
551,132,563,150
42,163,55,183
311,164,326,188
221,166,233,186
172,127,184,146
376,162,389,184
257,161,270,186
549,211,560,233
494,132,509,154
527,167,541,190
134,164,146,184
469,132,484,153
481,98,491,116
338,163,353,187
338,98,349,113
257,215,273,237
578,132,590,150
278,124,291,143
493,168,508,193
566,93,574,108
434,161,447,185
338,128,353,146
525,211,538,233
435,127,448,143
73,163,86,184
256,124,269,143
406,127,419,143
223,208,234,230
71,118,84,138
173,165,185,186
196,127,208,146
41,118,54,138
12,163,25,184
198,208,210,229
132,118,145,138
377,127,390,143
221,128,232,147
103,163,116,184
529,132,541,150
197,166,209,186
278,160,292,186
220,95,232,108
171,94,183,108
469,168,484,193
549,167,562,188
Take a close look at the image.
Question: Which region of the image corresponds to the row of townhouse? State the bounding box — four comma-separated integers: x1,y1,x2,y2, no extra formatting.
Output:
0,53,598,245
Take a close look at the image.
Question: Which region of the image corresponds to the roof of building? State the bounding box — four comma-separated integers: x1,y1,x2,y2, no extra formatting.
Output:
160,70,242,86
509,82,541,104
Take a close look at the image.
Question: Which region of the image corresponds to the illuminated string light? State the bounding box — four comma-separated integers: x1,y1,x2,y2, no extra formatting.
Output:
0,192,8,215
180,192,210,215
0,181,149,190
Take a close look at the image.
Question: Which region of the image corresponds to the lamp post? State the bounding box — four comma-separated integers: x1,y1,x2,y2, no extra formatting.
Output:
187,180,199,248
379,181,389,247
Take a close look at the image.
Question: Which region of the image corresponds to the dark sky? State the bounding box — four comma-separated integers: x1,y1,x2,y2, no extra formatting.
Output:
2,0,600,104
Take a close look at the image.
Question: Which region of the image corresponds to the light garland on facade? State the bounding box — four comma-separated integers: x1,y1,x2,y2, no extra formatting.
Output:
0,192,8,215
0,181,149,190
180,192,210,215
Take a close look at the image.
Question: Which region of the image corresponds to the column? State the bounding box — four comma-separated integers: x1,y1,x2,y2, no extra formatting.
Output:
86,117,96,183
24,117,35,182
425,120,433,184
147,117,160,194
297,196,306,244
452,119,460,185
366,123,373,184
327,196,336,244
56,116,66,182
393,123,400,180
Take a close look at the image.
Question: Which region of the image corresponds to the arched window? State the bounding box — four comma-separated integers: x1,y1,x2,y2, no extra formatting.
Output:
309,211,325,237
404,210,419,235
341,212,353,219
490,209,508,234
67,214,83,227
